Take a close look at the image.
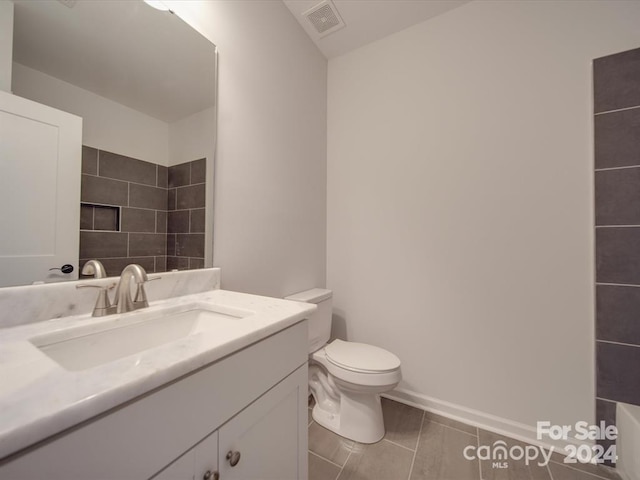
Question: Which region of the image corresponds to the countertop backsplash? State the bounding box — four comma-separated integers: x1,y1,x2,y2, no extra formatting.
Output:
0,268,220,329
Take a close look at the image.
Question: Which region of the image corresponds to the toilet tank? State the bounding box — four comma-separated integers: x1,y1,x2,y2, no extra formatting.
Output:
284,288,332,353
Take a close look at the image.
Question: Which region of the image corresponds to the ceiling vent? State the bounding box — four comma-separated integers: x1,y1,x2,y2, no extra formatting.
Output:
303,0,345,38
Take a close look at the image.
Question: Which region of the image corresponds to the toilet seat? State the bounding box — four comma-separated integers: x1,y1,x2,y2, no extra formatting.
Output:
311,340,402,388
325,339,401,373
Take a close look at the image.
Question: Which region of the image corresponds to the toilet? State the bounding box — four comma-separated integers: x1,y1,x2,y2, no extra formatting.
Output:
285,288,402,444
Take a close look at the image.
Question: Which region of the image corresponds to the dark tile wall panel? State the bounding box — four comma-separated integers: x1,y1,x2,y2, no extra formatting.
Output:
82,146,98,175
166,158,206,270
190,208,205,233
98,150,157,186
81,174,128,206
597,285,640,345
80,204,93,230
176,234,205,258
595,108,640,169
166,234,176,256
191,158,206,184
594,48,640,113
79,232,128,259
168,163,191,187
595,399,617,467
597,342,640,405
155,256,167,272
168,210,190,233
80,147,169,275
596,227,640,284
157,166,168,188
167,256,189,270
167,188,177,210
176,184,206,210
80,257,155,277
129,184,167,210
596,169,640,225
80,150,208,275
121,208,156,233
594,47,640,433
156,211,167,234
129,233,166,257
189,258,204,269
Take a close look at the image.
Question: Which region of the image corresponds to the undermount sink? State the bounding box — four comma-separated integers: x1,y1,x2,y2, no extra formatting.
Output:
29,303,253,372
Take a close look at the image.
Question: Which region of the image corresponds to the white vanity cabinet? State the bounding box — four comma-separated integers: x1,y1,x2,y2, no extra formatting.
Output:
154,365,306,480
154,431,218,480
0,321,309,480
217,366,303,480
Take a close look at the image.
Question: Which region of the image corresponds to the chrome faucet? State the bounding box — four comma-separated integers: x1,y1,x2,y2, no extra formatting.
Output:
77,264,159,317
113,264,149,314
81,259,107,279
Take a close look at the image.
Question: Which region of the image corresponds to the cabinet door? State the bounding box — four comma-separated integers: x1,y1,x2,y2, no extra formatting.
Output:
0,90,81,287
218,365,308,480
152,430,218,480
193,431,219,480
153,451,194,480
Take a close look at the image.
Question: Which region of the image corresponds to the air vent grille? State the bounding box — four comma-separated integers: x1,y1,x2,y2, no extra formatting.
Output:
303,0,345,37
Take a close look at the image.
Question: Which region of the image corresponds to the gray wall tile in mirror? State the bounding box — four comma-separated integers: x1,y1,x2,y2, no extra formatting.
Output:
80,147,206,277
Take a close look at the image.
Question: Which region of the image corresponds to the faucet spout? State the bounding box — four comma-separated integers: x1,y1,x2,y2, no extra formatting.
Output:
113,264,148,314
81,260,107,279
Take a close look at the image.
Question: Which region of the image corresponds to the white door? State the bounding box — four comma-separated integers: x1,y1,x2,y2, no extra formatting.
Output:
0,90,82,286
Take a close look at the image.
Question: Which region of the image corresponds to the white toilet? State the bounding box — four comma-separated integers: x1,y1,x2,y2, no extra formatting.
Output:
285,288,401,444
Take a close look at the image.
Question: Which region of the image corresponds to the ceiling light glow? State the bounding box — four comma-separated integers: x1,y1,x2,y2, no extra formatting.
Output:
143,0,170,12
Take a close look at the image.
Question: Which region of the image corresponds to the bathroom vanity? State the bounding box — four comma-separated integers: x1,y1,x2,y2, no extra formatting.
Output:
0,272,314,479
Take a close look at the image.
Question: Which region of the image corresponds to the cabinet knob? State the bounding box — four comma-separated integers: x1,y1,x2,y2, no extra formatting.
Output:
226,450,241,467
203,470,219,480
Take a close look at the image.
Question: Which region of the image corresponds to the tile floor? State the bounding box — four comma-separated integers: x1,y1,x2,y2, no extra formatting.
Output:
308,398,621,480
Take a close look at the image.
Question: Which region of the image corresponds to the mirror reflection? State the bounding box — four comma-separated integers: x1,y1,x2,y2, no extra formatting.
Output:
2,0,217,287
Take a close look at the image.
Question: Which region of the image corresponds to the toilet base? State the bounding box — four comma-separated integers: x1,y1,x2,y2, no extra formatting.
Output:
311,390,385,444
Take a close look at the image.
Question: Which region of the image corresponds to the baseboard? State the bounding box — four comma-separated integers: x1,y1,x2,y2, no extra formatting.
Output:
382,387,587,455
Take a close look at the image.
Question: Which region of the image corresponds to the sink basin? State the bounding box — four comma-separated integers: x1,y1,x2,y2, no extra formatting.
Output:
29,304,252,371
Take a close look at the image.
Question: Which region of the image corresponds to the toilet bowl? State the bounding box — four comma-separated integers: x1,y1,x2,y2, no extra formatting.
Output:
285,289,402,444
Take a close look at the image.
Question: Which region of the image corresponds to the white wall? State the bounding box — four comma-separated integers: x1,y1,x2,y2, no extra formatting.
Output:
167,1,327,297
0,1,12,92
327,0,640,445
12,63,170,166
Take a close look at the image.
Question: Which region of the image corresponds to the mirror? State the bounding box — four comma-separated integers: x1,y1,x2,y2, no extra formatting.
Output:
5,0,217,286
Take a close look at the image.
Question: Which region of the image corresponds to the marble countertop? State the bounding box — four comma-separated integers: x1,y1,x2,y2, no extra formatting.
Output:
0,289,315,460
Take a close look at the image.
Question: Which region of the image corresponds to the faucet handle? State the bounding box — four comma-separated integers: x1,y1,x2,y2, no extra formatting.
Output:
76,282,116,317
133,276,161,308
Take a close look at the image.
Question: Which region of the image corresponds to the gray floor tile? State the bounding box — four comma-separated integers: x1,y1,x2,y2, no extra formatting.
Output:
382,398,424,450
309,422,355,467
424,411,478,436
338,440,413,480
309,452,341,480
411,420,480,480
478,430,550,480
548,461,621,480
548,456,620,480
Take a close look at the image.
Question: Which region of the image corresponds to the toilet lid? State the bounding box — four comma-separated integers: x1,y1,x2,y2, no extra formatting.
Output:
325,340,401,373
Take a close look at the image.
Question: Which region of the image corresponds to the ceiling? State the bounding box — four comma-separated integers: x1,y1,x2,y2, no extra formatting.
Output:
282,0,471,59
12,0,216,123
